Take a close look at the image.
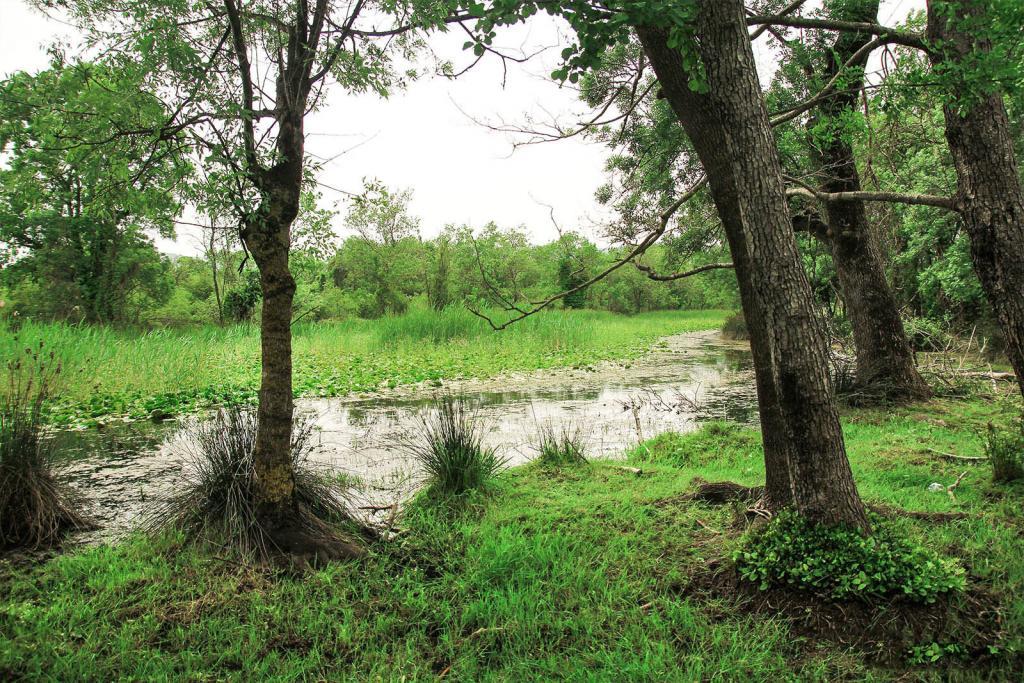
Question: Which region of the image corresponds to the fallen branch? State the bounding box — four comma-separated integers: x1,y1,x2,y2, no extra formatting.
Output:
612,465,643,476
925,447,988,463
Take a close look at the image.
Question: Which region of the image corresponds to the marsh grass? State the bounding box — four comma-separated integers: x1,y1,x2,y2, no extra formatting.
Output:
145,408,355,561
3,309,730,425
0,345,92,550
404,396,506,497
535,422,588,466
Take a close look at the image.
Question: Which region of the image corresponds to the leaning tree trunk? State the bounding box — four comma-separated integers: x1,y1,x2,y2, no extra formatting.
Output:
811,0,930,402
636,0,868,528
928,0,1024,398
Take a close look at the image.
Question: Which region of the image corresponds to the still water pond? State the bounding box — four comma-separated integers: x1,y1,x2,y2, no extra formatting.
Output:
55,331,757,540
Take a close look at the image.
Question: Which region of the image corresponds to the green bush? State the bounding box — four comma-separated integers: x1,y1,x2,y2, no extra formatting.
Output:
734,511,965,604
986,418,1024,483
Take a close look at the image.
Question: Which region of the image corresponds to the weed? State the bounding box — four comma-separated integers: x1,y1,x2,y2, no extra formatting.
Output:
985,417,1024,482
145,408,354,560
734,510,965,604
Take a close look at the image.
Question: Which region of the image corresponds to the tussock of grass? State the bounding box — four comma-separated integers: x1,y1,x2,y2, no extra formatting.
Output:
404,397,506,497
0,346,92,550
145,408,355,561
986,417,1024,483
535,422,588,466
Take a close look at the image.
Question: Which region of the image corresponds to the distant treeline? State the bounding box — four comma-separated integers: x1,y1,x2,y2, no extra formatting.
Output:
0,222,739,326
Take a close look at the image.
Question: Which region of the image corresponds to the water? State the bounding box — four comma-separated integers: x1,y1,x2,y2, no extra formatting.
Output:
54,331,757,540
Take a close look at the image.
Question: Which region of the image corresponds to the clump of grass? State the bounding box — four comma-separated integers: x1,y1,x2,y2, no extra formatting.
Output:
734,510,965,604
985,418,1024,483
405,397,505,497
720,311,749,340
535,422,588,466
146,408,355,561
1,344,92,550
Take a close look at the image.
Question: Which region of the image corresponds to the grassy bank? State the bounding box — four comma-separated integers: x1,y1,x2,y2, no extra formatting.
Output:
1,309,729,426
1,393,1021,680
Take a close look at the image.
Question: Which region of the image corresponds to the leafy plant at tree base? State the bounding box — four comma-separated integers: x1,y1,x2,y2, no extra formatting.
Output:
536,422,588,466
734,511,965,604
1,345,93,550
146,408,357,562
405,397,506,497
986,418,1024,483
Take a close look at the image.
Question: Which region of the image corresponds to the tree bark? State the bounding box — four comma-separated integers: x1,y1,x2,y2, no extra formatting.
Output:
810,0,930,402
636,0,869,529
241,114,305,525
927,0,1024,398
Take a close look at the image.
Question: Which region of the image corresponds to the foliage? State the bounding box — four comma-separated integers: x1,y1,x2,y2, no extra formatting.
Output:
222,270,263,323
145,408,352,560
0,345,91,550
535,422,588,466
985,417,1024,483
734,511,965,604
404,397,505,497
0,60,187,323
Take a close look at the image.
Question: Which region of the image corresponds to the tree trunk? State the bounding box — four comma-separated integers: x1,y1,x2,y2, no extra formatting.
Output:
251,238,297,521
811,0,930,402
928,0,1024,398
636,0,869,528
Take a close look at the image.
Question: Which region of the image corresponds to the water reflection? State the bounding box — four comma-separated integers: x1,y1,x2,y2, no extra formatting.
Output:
56,330,757,540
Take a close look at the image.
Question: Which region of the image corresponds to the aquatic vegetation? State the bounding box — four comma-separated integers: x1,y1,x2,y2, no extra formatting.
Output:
1,309,730,426
535,422,588,466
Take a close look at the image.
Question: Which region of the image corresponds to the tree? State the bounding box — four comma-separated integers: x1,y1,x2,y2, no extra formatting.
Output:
778,0,930,401
0,61,186,323
926,0,1024,397
472,0,869,527
52,0,465,555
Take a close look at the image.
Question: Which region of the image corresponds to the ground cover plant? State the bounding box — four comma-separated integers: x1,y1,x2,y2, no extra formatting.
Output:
1,390,1021,680
1,309,729,427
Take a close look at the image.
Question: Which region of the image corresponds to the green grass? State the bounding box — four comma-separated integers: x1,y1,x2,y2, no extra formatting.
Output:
0,309,730,426
1,393,1022,680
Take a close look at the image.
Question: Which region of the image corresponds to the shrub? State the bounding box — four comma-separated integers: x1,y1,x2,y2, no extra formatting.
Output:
903,316,951,352
536,422,587,466
405,397,505,497
734,511,965,604
721,311,749,340
986,418,1024,483
1,345,92,550
146,408,353,559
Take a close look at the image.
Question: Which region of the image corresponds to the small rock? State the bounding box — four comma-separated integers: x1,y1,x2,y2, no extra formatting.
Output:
927,482,946,493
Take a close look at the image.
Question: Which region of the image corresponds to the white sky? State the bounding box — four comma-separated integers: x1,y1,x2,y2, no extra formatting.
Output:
0,0,923,256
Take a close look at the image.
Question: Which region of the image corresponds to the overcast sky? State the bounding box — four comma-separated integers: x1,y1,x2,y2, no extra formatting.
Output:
0,0,923,255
